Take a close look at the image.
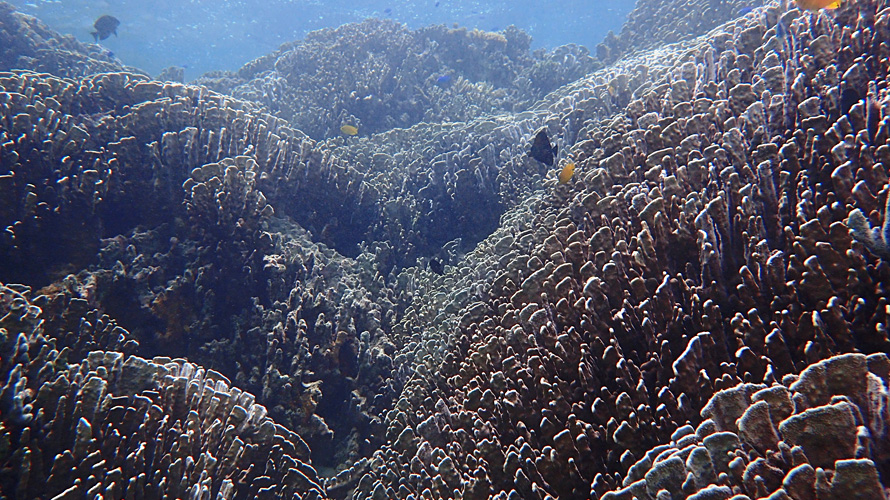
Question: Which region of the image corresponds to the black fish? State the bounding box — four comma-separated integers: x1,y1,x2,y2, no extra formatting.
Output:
92,15,120,42
429,258,444,275
528,129,558,166
839,87,860,116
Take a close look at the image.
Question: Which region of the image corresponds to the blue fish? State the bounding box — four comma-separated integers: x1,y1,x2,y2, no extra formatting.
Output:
436,74,452,85
738,6,754,15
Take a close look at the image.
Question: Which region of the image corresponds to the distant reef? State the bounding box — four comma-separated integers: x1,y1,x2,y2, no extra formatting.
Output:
1,0,890,499
596,0,768,63
194,19,601,139
0,2,141,78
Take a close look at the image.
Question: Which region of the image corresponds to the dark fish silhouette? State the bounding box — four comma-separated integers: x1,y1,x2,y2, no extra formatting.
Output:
92,15,120,42
429,258,444,275
529,129,558,166
839,87,860,116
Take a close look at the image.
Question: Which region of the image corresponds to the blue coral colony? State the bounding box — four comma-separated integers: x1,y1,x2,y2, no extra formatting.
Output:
1,0,889,499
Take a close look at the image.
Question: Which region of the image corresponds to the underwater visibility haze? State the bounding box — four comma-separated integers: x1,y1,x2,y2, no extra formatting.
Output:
1,0,890,499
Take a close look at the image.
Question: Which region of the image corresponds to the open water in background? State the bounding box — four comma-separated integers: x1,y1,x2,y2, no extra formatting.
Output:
7,0,635,79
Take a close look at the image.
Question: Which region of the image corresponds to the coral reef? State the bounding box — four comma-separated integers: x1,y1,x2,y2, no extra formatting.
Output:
332,0,890,497
1,0,890,498
597,353,889,499
0,2,136,78
194,19,601,139
0,284,325,499
597,0,767,64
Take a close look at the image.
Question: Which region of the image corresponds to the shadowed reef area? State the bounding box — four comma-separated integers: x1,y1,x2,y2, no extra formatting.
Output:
1,0,890,498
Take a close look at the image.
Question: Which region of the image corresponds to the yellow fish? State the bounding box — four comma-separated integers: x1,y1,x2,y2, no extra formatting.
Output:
558,162,575,184
794,0,841,11
340,125,358,136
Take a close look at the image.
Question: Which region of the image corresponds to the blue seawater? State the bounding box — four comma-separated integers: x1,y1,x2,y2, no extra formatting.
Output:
8,0,634,78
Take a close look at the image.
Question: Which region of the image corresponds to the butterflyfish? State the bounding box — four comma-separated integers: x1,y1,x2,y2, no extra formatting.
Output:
529,129,557,166
92,15,120,42
340,125,358,136
429,258,444,275
794,0,841,11
558,162,575,184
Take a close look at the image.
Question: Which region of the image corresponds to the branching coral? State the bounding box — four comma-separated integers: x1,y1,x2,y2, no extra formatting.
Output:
2,0,890,498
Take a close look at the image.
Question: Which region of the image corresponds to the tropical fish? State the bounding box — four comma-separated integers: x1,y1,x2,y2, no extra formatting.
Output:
436,75,452,85
529,129,557,166
92,15,120,42
340,124,358,136
794,0,841,11
429,258,444,275
738,6,755,15
839,87,861,116
558,162,575,184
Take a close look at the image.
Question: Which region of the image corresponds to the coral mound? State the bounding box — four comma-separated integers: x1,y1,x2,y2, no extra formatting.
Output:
0,2,136,78
0,284,324,500
599,353,889,499
195,19,601,139
2,0,890,499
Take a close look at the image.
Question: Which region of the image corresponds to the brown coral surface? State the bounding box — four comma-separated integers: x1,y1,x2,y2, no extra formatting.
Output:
2,0,890,499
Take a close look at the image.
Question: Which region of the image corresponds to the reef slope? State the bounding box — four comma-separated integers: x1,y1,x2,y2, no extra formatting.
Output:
1,0,890,499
